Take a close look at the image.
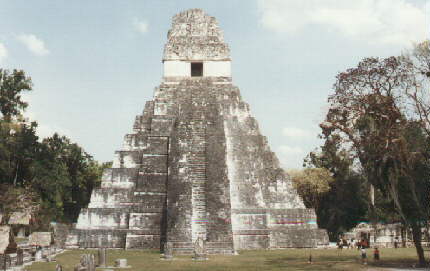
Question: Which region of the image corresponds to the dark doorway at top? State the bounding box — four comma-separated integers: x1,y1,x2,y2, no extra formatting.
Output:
191,62,203,77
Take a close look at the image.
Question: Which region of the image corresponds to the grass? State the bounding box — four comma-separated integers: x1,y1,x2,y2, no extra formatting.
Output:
25,248,424,271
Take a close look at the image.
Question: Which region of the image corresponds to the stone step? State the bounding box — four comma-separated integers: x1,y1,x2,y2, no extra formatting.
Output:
191,179,206,182
192,193,206,196
192,195,206,199
192,192,206,196
192,194,206,197
170,241,234,255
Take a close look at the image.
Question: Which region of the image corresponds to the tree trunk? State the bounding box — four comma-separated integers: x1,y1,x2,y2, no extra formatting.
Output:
411,223,427,267
13,162,19,186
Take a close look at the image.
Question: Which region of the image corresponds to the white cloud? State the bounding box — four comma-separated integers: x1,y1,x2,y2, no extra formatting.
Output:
0,43,7,63
282,127,311,138
258,0,427,47
133,18,149,34
17,34,50,56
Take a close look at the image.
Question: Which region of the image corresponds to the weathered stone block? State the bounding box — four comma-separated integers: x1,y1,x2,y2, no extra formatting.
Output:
136,173,167,192
141,155,168,173
150,118,174,136
144,137,169,155
129,213,162,230
125,234,160,249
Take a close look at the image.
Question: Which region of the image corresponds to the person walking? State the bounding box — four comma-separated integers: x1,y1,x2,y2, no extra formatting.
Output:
361,247,367,265
394,237,399,249
373,247,380,261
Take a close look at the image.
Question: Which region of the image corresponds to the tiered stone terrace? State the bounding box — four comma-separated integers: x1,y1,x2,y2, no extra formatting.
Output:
66,9,328,254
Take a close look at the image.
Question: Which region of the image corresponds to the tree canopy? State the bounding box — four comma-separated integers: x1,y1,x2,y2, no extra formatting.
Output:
0,69,108,229
315,41,430,266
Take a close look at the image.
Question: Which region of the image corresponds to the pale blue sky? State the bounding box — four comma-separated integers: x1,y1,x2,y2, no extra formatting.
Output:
0,0,428,169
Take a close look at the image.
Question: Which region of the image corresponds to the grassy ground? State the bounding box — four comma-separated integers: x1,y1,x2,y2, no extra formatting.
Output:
25,248,425,271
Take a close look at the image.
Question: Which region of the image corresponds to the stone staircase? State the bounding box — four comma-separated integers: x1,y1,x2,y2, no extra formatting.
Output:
190,110,208,242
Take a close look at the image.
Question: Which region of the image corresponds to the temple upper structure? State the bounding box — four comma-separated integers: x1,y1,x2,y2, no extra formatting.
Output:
163,9,231,79
66,9,328,254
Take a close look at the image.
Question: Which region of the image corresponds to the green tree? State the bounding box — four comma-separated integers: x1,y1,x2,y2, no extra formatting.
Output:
0,68,106,229
322,55,430,266
0,69,32,121
288,168,333,211
304,136,368,240
32,133,104,223
0,118,39,187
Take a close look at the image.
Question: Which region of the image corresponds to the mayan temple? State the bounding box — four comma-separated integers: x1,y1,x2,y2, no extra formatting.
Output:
66,9,328,253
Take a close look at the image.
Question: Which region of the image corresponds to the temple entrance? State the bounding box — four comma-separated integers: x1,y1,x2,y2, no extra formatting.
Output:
191,62,203,77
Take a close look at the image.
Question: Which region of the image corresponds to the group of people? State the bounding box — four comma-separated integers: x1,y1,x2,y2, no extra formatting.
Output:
336,238,368,249
359,246,380,265
337,237,380,265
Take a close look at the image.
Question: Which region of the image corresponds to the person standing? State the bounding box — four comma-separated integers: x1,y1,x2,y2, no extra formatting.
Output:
373,247,380,261
361,247,367,265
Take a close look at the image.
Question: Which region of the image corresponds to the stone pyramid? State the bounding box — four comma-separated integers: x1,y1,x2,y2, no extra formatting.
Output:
66,9,328,254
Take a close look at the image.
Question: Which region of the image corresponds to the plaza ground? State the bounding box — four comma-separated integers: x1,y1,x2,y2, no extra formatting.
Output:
25,247,427,271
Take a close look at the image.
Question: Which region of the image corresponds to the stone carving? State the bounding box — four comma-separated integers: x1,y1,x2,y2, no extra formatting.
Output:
56,264,63,271
164,9,230,61
68,8,329,253
163,242,173,260
98,248,107,267
74,254,95,271
115,259,128,268
193,237,207,260
16,248,23,265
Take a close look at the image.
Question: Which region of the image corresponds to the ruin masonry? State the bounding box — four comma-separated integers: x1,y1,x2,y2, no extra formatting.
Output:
66,9,329,254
